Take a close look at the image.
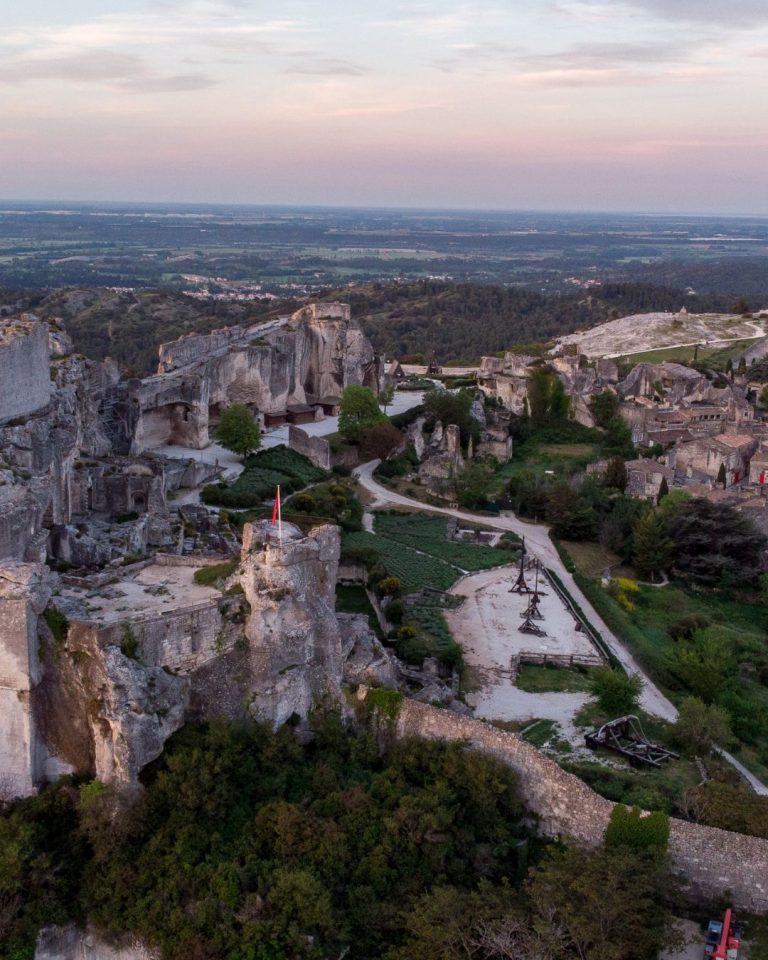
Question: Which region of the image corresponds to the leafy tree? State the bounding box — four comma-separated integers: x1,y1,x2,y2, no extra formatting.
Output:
547,482,598,540
632,510,672,581
665,626,735,703
378,383,395,413
216,403,261,459
526,845,677,960
670,697,732,755
456,460,501,508
338,384,386,442
359,422,403,460
604,805,669,851
590,391,620,429
589,667,643,716
527,369,570,424
666,498,766,586
602,416,634,458
657,476,669,503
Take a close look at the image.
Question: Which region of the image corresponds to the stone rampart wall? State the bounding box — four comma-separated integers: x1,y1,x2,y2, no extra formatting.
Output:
396,700,768,912
77,597,231,674
0,319,50,423
153,553,231,568
288,425,331,471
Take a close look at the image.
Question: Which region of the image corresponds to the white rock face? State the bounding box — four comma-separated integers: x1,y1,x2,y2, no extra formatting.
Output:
239,521,344,725
36,925,158,960
0,562,51,797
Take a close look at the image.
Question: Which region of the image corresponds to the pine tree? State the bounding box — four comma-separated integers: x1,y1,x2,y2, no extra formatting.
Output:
632,510,672,582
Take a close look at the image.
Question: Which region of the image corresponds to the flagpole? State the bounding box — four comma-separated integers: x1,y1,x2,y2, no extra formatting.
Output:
277,484,282,548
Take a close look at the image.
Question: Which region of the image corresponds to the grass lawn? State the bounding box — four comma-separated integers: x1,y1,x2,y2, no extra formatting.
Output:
498,441,597,481
516,663,596,693
618,337,758,370
559,540,622,578
335,584,381,636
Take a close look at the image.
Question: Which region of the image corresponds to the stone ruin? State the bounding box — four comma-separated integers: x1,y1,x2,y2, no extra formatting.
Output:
0,303,395,797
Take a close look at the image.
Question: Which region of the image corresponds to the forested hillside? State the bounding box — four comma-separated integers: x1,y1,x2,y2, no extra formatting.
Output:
0,280,743,375
335,281,736,363
0,287,293,376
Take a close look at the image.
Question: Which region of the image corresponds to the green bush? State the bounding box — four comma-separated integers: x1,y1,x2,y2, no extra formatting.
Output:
192,559,239,587
589,667,643,716
604,805,669,853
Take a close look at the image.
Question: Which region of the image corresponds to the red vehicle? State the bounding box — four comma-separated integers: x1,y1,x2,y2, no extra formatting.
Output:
704,909,742,960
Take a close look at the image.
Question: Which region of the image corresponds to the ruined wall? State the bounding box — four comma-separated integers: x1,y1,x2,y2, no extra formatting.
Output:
288,425,331,470
0,563,51,796
396,700,768,912
0,318,50,424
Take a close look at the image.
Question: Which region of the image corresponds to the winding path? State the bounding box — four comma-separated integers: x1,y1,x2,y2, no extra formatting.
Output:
354,460,768,795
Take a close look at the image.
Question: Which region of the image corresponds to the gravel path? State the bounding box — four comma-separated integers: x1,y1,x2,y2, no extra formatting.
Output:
356,459,676,720
355,459,768,794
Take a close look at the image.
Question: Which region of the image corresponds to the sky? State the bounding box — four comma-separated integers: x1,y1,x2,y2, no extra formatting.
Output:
0,0,767,213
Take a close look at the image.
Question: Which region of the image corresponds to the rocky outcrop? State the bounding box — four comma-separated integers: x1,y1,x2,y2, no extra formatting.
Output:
0,562,52,796
36,925,158,960
0,325,119,561
0,316,51,424
339,613,396,688
418,423,464,495
238,520,345,725
130,302,382,453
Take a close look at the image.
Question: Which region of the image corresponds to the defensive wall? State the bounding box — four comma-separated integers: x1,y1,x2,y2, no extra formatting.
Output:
0,318,51,424
72,594,241,675
396,699,768,913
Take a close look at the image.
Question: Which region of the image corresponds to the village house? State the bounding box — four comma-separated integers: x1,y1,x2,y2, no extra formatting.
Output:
674,433,758,487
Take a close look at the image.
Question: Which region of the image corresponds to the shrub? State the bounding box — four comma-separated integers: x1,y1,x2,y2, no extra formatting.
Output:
119,624,141,661
43,607,69,646
377,576,401,597
193,559,238,588
604,805,669,852
589,667,643,716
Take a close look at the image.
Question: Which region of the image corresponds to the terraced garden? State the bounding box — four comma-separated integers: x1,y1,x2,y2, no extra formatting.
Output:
202,445,327,508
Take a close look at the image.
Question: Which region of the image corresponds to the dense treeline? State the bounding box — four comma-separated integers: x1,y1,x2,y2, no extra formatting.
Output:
0,715,681,960
8,287,295,376
333,281,737,363
0,278,752,376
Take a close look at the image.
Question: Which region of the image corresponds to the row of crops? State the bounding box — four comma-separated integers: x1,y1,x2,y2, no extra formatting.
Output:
202,445,327,508
342,530,459,593
373,511,519,572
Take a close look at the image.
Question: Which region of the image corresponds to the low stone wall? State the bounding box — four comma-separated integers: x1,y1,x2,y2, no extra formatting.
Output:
288,425,331,471
396,700,768,912
153,553,230,568
337,561,368,584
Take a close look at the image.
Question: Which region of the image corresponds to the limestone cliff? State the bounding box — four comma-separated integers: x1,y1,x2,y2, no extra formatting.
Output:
0,562,52,796
238,520,345,725
130,302,381,453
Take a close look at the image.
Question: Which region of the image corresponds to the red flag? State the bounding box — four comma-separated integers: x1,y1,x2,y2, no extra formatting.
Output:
761,471,766,485
271,487,280,524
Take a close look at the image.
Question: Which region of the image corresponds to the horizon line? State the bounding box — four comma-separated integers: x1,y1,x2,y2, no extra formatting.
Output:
1,198,768,220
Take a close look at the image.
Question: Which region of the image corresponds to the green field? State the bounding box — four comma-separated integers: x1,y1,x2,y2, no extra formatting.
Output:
516,664,596,693
618,336,759,370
